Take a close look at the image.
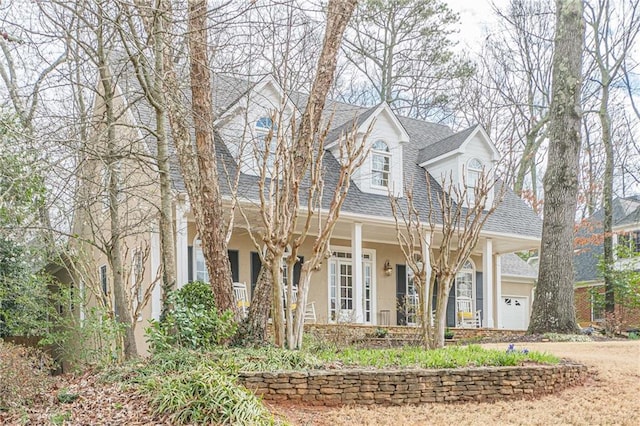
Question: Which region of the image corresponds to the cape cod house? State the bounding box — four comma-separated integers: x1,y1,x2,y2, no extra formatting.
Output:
77,72,543,354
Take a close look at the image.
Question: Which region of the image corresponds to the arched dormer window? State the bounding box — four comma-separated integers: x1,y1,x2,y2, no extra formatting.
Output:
371,140,390,188
255,116,278,170
466,158,483,203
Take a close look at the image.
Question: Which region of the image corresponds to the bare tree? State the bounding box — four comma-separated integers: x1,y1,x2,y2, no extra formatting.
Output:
528,0,584,335
237,0,360,349
390,170,502,349
584,0,640,314
457,0,554,210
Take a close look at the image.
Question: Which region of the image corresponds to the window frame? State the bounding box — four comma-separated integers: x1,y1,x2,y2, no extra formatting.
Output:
371,140,391,189
466,158,483,204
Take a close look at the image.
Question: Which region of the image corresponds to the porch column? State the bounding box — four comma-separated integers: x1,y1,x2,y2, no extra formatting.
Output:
422,232,432,325
176,200,189,288
495,254,502,329
483,238,494,328
150,224,161,321
352,222,363,323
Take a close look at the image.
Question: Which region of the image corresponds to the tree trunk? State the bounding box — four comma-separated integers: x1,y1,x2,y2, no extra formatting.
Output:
186,0,235,314
153,14,177,316
528,0,584,335
97,2,137,359
235,266,273,345
600,82,615,313
287,0,358,350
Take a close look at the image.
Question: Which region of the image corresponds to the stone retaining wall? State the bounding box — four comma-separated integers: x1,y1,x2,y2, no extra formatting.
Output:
304,323,527,344
239,363,587,406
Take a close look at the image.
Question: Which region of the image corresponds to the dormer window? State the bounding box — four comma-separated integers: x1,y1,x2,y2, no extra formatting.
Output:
466,158,483,203
371,140,390,188
255,116,277,170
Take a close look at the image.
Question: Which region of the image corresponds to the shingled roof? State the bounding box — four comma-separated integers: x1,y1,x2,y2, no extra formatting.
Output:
417,124,479,164
120,71,542,239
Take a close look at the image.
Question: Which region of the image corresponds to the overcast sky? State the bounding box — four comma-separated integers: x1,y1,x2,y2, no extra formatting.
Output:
446,0,510,51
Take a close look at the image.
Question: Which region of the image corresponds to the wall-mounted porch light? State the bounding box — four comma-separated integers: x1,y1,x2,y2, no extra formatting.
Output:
383,260,393,276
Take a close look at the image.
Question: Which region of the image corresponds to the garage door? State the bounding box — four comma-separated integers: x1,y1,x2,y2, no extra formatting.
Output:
502,296,529,330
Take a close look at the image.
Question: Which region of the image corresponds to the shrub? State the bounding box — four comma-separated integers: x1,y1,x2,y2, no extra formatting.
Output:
146,281,236,352
142,365,277,425
0,340,53,411
374,327,389,338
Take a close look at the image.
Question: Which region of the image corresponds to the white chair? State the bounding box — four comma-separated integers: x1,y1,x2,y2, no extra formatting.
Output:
283,285,316,322
233,282,250,317
456,298,481,328
304,302,317,323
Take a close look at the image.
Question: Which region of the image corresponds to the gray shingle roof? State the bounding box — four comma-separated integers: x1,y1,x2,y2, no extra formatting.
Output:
501,253,537,278
573,196,640,282
417,125,479,164
324,104,379,143
120,71,542,239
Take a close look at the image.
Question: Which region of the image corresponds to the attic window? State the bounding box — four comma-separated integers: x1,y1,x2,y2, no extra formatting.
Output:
467,158,483,203
371,140,390,188
255,117,277,170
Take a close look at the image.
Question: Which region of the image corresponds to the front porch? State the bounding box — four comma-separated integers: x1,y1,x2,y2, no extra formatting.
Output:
165,203,537,331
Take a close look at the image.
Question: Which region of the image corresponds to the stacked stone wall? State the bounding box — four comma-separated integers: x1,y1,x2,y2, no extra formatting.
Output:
239,364,587,406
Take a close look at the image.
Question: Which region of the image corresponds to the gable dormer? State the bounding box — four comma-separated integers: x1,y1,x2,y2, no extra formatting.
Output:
418,125,499,206
327,103,409,197
215,76,299,177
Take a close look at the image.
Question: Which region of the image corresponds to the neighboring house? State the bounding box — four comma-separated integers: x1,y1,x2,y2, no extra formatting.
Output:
74,73,543,354
574,196,640,328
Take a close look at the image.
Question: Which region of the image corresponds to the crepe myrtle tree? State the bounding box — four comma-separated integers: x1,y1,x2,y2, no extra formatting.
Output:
235,0,359,350
239,108,368,349
390,168,503,349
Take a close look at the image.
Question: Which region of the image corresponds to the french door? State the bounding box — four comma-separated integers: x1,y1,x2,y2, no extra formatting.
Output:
329,251,374,323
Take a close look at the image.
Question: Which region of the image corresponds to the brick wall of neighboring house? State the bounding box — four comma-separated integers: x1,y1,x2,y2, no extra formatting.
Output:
575,286,596,325
575,285,640,329
239,364,587,406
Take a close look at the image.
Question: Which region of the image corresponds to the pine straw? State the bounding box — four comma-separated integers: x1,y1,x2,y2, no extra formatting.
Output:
274,341,640,426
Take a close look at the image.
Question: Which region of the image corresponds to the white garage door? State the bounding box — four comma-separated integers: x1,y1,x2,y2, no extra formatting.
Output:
502,296,529,330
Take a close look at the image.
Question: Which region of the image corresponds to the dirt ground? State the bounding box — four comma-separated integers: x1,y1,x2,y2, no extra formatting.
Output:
273,341,640,426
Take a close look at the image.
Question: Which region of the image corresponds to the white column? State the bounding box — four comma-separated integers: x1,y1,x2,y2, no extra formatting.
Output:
352,222,363,323
483,238,494,328
422,232,432,325
175,201,189,288
495,254,502,329
150,225,161,321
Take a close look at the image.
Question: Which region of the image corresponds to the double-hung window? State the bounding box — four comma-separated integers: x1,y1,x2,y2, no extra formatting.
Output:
371,140,390,188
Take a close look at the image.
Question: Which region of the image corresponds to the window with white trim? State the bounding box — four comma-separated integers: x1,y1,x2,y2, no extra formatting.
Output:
371,140,390,188
194,240,209,283
466,158,483,204
455,260,474,301
255,116,277,171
